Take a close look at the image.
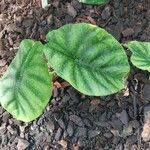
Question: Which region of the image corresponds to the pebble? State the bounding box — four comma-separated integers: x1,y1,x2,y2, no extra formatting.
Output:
142,105,150,141
69,115,84,127
101,6,111,20
57,118,66,129
7,125,17,135
1,135,8,146
122,28,134,37
2,111,10,123
67,88,79,104
110,119,123,131
116,110,129,126
115,143,123,150
47,15,53,25
0,123,7,134
88,130,101,138
17,138,30,150
67,3,77,18
62,94,70,103
67,122,74,137
58,140,68,149
146,9,150,21
75,127,87,138
0,59,7,67
83,118,92,128
142,83,150,101
46,119,55,132
55,127,62,141
22,18,34,28
103,132,113,139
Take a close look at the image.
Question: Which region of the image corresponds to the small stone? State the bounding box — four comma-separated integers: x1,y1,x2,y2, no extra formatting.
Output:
17,138,30,150
103,132,113,139
0,59,7,67
2,135,8,146
2,111,10,123
90,99,101,105
69,115,84,127
101,6,111,20
58,140,68,148
142,122,150,142
19,125,26,133
110,129,120,137
67,3,77,18
46,119,55,132
88,130,101,138
62,94,70,103
57,118,66,129
63,130,68,138
142,83,150,101
75,127,87,138
55,128,62,141
67,88,79,104
125,135,137,146
115,143,123,150
146,9,150,21
116,110,129,126
22,19,34,28
83,118,92,128
7,125,17,135
143,105,150,120
122,28,134,37
110,119,123,131
142,105,150,141
8,37,13,46
47,15,53,25
77,138,84,148
67,122,74,137
0,123,7,134
122,124,133,137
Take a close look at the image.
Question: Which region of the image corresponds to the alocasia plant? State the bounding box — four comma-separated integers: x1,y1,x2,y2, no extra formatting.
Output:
126,41,150,71
0,40,53,122
0,23,130,122
44,23,129,96
78,0,108,4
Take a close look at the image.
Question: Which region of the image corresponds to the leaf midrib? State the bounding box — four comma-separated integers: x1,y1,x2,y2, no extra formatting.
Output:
13,42,37,113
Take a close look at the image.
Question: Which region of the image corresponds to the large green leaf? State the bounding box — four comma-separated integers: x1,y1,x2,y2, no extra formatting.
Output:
126,41,150,71
0,39,52,122
44,23,129,96
79,0,108,4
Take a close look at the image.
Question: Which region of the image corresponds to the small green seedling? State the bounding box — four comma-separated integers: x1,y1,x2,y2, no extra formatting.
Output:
78,0,108,4
4,23,149,123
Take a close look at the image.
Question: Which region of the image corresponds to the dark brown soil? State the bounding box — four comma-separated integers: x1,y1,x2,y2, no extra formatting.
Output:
0,0,150,149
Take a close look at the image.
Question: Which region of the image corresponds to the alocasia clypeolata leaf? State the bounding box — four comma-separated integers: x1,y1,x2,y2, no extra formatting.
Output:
79,0,108,4
126,41,150,71
0,39,53,122
44,23,130,96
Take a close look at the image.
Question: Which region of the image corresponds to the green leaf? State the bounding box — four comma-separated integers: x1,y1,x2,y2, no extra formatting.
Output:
79,0,108,4
0,39,52,122
44,23,129,96
126,41,150,71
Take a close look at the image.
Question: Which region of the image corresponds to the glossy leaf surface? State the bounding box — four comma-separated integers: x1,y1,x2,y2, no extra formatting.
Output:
45,23,129,96
0,39,52,122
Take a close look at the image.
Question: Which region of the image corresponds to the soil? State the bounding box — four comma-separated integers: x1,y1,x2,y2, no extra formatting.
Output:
0,0,150,149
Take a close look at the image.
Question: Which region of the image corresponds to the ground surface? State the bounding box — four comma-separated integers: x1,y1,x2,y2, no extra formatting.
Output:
0,0,150,149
